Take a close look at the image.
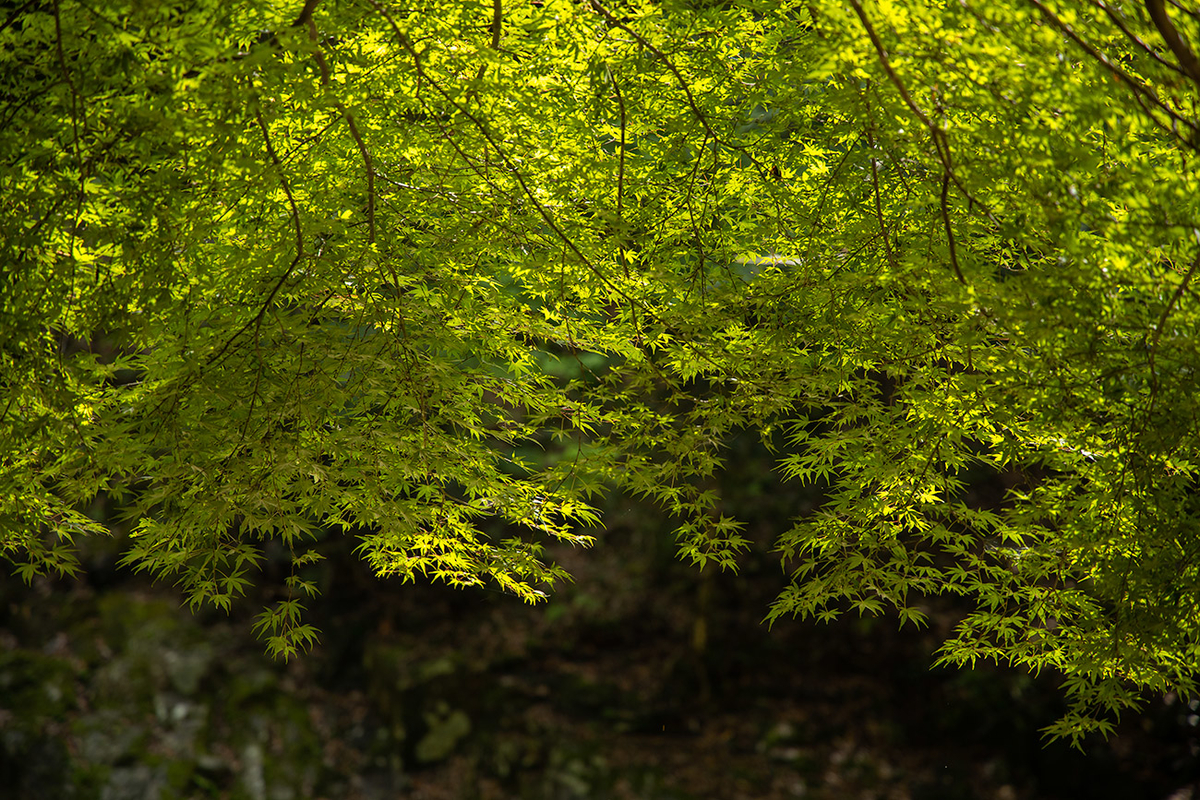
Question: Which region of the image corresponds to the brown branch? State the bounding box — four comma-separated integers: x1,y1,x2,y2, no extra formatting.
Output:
685,130,712,287
0,78,65,134
1027,0,1200,145
256,108,305,269
50,0,83,140
587,0,764,172
1146,0,1200,90
864,102,896,269
849,0,996,232
470,0,505,97
1152,249,1200,351
489,0,503,49
1146,248,1200,421
360,0,807,403
940,172,965,284
291,0,322,28
606,64,627,233
52,0,92,296
0,0,36,37
364,0,627,301
803,132,861,247
1091,1,1189,79
849,1,938,152
342,114,377,244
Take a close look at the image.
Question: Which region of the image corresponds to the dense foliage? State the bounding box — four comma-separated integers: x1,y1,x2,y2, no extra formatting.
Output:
4,0,1200,742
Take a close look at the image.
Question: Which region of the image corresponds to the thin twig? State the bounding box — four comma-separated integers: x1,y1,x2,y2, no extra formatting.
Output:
940,172,965,284
297,0,377,243
206,109,304,367
864,102,896,269
606,64,627,229
588,0,765,173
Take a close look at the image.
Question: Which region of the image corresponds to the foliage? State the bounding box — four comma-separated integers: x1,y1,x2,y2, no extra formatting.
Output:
3,0,1200,743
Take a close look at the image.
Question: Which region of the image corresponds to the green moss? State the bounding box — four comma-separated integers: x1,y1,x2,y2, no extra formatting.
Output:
416,704,471,763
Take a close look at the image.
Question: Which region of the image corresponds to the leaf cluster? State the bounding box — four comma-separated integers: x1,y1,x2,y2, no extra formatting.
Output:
4,0,1200,744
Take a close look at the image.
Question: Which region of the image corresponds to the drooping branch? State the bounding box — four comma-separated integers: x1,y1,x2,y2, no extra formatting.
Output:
850,0,996,219
850,0,988,282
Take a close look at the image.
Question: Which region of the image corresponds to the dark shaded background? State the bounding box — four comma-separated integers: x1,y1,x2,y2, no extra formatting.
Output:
3,437,1199,800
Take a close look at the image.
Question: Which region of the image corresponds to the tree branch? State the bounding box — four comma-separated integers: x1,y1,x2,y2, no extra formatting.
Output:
489,0,502,49
206,109,304,367
1028,0,1200,148
1152,250,1200,352
364,0,621,297
1090,1,1189,79
864,102,897,270
297,0,376,243
606,64,627,236
588,0,765,172
849,0,995,231
940,172,965,284
1146,0,1200,91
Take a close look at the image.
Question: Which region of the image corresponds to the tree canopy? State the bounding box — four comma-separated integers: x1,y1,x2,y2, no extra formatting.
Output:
4,0,1200,743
